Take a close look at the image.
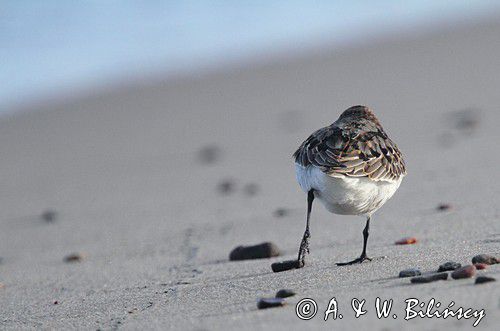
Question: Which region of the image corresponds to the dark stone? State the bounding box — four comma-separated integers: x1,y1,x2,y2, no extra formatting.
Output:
271,259,303,272
437,204,452,211
229,242,280,261
472,254,499,265
41,210,58,223
63,253,85,263
399,268,421,278
257,297,286,309
217,179,235,195
475,276,496,284
410,273,448,283
438,261,461,272
451,265,476,279
275,289,296,298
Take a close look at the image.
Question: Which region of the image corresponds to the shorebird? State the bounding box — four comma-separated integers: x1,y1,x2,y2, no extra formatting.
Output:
293,105,406,266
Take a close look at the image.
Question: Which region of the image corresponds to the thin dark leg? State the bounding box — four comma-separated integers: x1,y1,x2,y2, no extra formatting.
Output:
336,216,372,266
297,190,314,266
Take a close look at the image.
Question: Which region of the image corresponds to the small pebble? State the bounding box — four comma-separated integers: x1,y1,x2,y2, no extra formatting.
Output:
63,253,85,263
217,179,235,195
271,260,303,273
451,265,476,279
437,204,452,211
475,276,496,284
275,289,296,298
257,297,286,309
395,237,418,245
399,268,421,278
438,261,461,272
472,254,499,265
452,109,480,132
0,283,4,289
243,183,259,196
229,242,280,261
474,263,488,270
411,273,448,283
197,145,221,164
41,210,58,223
273,208,290,218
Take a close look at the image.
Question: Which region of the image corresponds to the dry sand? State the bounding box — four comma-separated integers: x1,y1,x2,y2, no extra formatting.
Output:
1,18,500,330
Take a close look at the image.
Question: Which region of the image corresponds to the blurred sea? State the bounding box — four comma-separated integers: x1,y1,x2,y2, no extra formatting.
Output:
1,0,500,110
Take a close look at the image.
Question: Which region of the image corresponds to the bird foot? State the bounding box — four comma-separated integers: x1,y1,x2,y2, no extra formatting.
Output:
336,255,372,266
297,234,309,265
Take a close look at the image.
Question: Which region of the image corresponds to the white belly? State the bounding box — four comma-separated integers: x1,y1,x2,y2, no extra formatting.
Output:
295,164,402,216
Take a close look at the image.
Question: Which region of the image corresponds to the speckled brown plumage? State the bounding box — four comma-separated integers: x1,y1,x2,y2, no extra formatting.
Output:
293,105,406,182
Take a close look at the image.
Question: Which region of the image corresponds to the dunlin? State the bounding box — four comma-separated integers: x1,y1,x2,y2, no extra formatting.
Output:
293,105,406,266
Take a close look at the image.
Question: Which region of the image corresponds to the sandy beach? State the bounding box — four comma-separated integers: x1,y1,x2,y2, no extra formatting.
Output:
1,17,500,330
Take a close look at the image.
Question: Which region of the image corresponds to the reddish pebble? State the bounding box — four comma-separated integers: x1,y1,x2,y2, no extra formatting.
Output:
474,263,488,270
395,237,417,245
451,265,476,279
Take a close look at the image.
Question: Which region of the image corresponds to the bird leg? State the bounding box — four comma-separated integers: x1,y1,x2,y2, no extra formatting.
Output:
336,216,372,266
297,190,314,267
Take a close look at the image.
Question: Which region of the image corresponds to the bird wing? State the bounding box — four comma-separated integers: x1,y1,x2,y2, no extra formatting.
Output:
293,125,406,182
